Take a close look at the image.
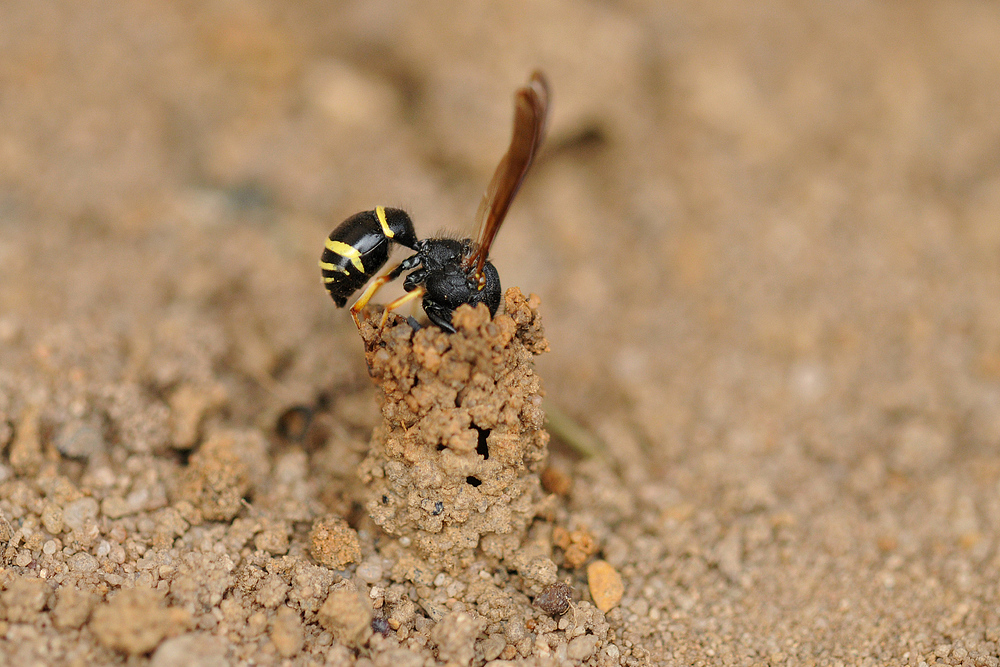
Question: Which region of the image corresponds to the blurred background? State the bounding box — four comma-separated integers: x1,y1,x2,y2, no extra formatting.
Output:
5,0,1000,470
3,0,1000,658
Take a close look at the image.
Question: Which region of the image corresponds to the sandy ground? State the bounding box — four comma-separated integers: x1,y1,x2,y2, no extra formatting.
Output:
2,0,1000,665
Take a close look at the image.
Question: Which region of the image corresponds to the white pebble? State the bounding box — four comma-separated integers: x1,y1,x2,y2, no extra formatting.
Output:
69,552,99,572
567,634,600,661
356,560,383,583
110,544,126,564
63,498,99,532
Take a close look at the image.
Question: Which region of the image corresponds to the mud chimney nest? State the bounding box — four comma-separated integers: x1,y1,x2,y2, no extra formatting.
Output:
358,287,550,569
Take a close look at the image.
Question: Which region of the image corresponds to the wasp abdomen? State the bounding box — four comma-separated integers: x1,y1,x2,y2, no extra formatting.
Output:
321,207,418,307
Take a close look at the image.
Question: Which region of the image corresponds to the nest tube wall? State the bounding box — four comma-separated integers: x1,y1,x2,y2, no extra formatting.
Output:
358,288,550,570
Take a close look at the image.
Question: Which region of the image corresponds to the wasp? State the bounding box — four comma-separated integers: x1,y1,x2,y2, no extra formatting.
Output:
320,71,549,333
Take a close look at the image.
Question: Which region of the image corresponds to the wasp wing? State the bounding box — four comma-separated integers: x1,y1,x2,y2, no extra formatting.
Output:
465,71,550,278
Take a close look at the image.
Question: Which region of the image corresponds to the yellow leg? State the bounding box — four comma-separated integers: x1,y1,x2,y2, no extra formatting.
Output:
378,286,426,331
349,264,401,329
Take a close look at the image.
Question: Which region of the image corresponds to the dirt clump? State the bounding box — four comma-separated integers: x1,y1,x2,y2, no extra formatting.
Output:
269,605,305,657
553,525,599,569
52,586,98,630
430,610,480,665
318,583,374,648
173,431,250,522
9,406,44,475
359,288,550,571
90,587,192,655
309,515,361,569
2,575,49,622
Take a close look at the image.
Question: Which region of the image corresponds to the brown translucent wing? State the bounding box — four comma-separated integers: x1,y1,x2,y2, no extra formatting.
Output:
465,71,550,278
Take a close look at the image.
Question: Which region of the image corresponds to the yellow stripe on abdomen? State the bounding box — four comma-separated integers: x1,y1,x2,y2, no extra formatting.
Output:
375,206,394,238
319,260,349,275
324,238,365,273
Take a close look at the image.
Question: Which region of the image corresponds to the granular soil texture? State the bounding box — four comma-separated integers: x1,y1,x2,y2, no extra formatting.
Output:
0,292,622,665
4,0,1000,666
359,288,550,571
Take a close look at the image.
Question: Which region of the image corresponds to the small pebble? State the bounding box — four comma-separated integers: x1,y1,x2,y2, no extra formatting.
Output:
41,503,64,535
356,559,383,584
480,633,507,661
370,616,391,636
56,422,106,460
587,560,624,613
371,647,424,667
567,633,600,661
540,466,572,496
68,552,99,572
150,633,227,667
102,496,131,519
63,498,100,533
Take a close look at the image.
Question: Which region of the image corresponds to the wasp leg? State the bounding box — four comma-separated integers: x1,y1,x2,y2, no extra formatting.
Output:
350,273,394,329
349,259,413,328
378,286,427,332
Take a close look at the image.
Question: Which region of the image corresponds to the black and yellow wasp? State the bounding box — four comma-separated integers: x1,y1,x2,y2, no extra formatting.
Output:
320,72,550,333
